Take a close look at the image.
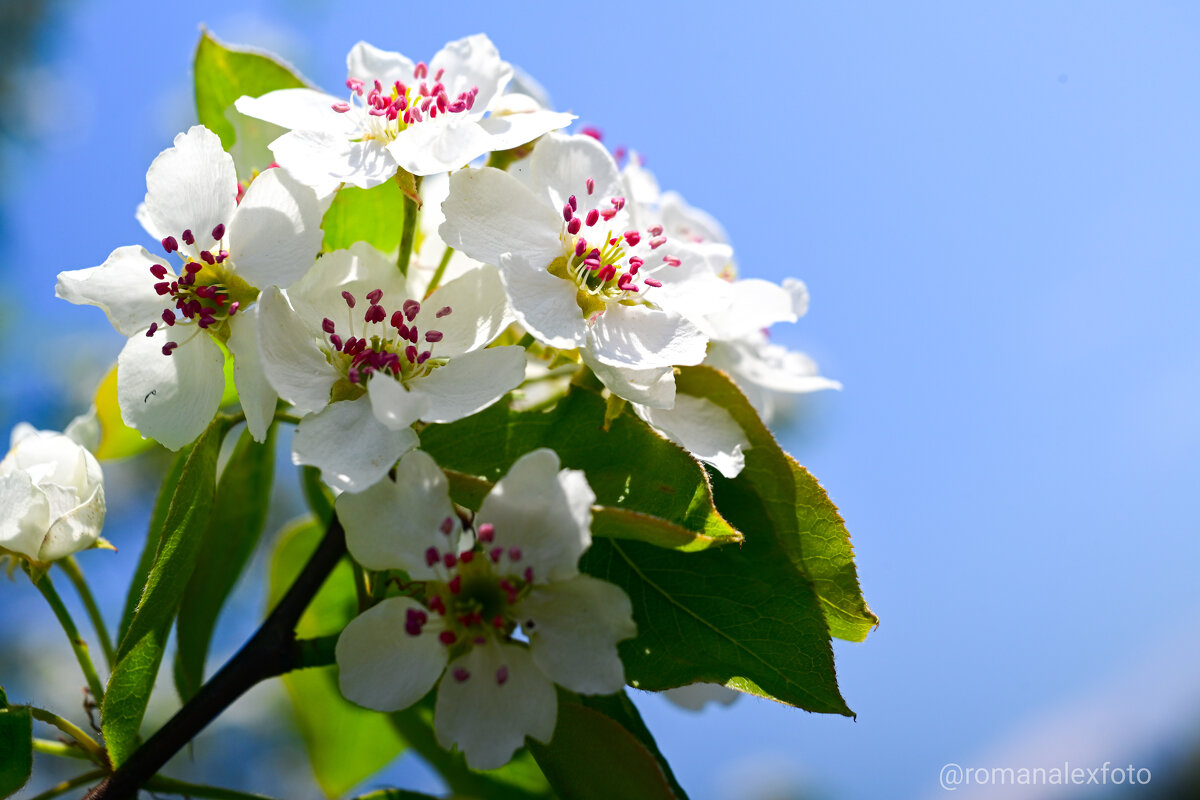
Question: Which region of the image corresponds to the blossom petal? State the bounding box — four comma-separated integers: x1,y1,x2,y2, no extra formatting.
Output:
429,34,511,116
588,303,708,369
387,119,494,176
256,286,339,414
479,109,576,153
578,354,676,408
270,130,398,189
435,644,556,770
336,597,448,711
292,397,417,493
117,331,225,451
408,346,526,424
701,278,797,341
336,449,458,577
366,377,430,431
783,277,810,317
234,89,360,138
0,471,49,561
529,133,624,211
518,575,636,695
145,126,238,252
346,41,416,87
661,683,740,711
497,254,587,350
634,395,749,479
477,449,593,583
418,265,512,356
56,246,172,337
225,307,276,443
660,190,730,245
228,168,323,288
708,337,842,394
287,243,410,331
439,167,562,269
40,478,105,561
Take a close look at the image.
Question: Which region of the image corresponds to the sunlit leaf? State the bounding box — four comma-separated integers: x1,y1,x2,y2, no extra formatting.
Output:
323,181,408,255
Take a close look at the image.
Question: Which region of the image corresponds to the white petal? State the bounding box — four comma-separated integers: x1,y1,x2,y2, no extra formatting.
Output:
287,243,409,332
588,303,708,369
336,449,458,577
336,597,448,711
408,346,526,424
634,395,749,479
702,278,796,341
497,254,587,350
64,409,102,452
39,478,105,561
346,41,416,87
366,377,430,431
418,265,512,356
0,471,49,561
579,352,676,409
234,89,359,138
783,277,810,317
519,575,635,695
708,337,842,394
434,644,556,770
56,246,172,337
256,286,339,414
227,168,323,288
529,133,623,212
477,449,594,583
430,34,512,116
226,307,276,442
439,167,562,268
387,120,494,176
292,397,417,493
661,683,740,711
478,108,575,152
144,126,238,252
660,190,730,245
622,154,661,206
117,331,225,451
270,130,398,190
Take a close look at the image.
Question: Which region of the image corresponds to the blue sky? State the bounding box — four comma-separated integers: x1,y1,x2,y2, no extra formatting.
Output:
3,2,1200,798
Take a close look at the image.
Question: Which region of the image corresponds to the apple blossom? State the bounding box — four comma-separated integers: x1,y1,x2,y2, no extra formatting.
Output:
257,242,524,492
335,448,635,769
234,35,574,187
0,422,105,563
55,126,323,449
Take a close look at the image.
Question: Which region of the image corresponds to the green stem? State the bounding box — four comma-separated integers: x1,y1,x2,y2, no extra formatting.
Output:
29,706,108,766
291,635,338,670
143,775,277,800
274,410,303,426
29,569,107,704
27,770,106,800
352,562,370,612
423,245,454,298
59,557,115,670
396,175,422,276
33,738,93,761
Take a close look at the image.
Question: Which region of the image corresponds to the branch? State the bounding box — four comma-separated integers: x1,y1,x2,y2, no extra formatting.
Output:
82,514,347,800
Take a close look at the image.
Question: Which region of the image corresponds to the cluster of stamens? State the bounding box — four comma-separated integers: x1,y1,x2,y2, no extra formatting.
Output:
331,61,479,139
557,177,683,304
323,288,452,385
406,519,534,686
144,224,240,356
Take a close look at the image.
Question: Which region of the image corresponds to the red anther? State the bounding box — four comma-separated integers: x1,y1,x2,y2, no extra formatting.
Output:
425,330,443,343
150,264,169,280
448,575,462,595
344,336,358,352
586,177,595,195
414,61,428,79
585,209,600,227
420,97,433,113
434,67,445,81
663,255,682,267
411,107,423,123
499,579,515,594
429,595,446,615
329,334,343,351
322,318,336,334
403,299,421,321
643,277,663,288
347,78,364,92
459,550,474,564
162,309,175,326
600,208,617,221
492,615,506,630
331,101,351,113
145,322,158,337
407,325,419,343
394,80,405,95
650,236,667,250
598,265,617,282
161,341,179,356
436,94,447,113
436,306,453,318
417,351,431,364
648,224,664,236
524,567,534,583
490,546,504,563
200,250,215,265
496,666,509,685
580,126,603,140
373,79,383,92
567,218,582,235
477,523,494,542
425,546,440,567
161,237,178,253
390,310,405,330
508,547,522,562
562,203,573,222
181,229,195,245
366,288,383,305
452,667,469,683
443,552,458,569
613,197,626,210
347,366,361,383
211,223,225,240
185,261,203,274
617,274,634,290
341,290,356,308
440,516,454,535
154,282,170,295
583,257,601,271
364,304,386,324
439,630,457,645
229,302,240,315
448,100,465,113
624,231,641,246
575,238,587,256
629,256,644,269
615,146,627,161
405,344,418,363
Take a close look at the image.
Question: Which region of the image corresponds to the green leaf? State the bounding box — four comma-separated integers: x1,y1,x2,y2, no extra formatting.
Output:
576,692,688,799
174,425,277,702
0,704,32,798
528,694,679,800
267,518,405,798
420,386,741,551
103,417,231,767
322,182,408,254
676,366,877,642
193,29,307,151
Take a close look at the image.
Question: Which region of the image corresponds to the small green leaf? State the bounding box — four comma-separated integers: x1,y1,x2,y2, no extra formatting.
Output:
676,366,877,642
322,182,408,254
92,364,154,460
0,704,32,797
103,417,231,767
174,425,277,702
194,29,307,151
576,692,688,799
421,386,741,550
267,518,405,798
529,695,678,800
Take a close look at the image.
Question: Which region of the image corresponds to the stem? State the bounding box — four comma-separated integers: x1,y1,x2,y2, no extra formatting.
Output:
28,770,107,800
33,738,93,761
82,515,347,800
352,562,370,612
29,568,107,705
274,410,303,426
29,706,108,766
144,775,277,800
423,246,454,298
396,175,422,276
59,557,115,670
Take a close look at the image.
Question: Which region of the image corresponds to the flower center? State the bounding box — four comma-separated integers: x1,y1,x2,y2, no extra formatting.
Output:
332,61,480,143
322,288,453,401
547,176,682,321
145,224,258,356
